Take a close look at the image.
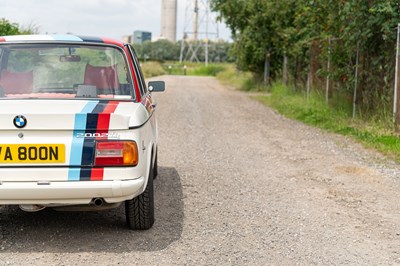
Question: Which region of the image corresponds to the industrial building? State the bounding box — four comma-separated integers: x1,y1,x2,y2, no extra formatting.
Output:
122,35,133,44
160,0,177,42
133,31,152,44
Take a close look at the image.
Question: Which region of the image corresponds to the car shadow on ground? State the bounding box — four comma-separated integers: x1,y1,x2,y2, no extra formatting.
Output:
0,166,184,253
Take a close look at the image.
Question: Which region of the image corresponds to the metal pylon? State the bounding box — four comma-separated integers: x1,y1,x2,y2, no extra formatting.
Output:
179,0,219,65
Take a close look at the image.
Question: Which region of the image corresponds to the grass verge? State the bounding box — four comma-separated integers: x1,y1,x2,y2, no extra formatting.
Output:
215,64,262,91
255,83,400,161
141,61,166,78
162,62,229,77
142,61,230,78
211,64,400,160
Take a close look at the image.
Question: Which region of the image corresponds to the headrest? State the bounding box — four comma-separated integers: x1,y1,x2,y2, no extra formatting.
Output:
83,64,120,90
0,70,33,94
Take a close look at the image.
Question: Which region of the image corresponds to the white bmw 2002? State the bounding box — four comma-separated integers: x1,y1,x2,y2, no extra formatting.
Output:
0,35,164,230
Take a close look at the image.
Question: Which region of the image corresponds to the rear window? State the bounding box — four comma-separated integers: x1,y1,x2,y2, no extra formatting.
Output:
0,44,134,100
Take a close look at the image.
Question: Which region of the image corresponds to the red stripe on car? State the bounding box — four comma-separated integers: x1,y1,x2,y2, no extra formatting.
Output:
90,101,120,180
102,37,124,48
96,113,111,131
96,101,118,130
90,168,104,181
103,101,119,113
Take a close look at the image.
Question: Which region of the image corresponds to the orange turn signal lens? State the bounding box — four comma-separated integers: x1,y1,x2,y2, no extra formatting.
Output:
95,141,138,166
122,141,138,165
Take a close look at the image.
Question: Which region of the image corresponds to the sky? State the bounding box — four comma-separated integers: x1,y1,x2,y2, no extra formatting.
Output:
0,0,231,41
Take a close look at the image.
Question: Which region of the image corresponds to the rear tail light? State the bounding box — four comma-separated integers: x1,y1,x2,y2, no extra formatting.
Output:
95,141,138,166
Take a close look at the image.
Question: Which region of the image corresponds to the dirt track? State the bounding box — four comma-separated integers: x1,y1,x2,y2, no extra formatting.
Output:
1,76,400,265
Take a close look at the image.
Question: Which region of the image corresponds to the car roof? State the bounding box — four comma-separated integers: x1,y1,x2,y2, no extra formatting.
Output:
0,34,126,48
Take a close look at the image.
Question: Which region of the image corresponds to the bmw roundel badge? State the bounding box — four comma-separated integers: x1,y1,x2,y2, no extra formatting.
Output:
13,115,27,129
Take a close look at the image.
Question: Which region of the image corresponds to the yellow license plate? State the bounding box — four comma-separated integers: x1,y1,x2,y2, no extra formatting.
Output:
0,144,65,163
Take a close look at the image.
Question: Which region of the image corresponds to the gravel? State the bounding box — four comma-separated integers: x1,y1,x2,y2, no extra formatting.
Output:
1,75,400,265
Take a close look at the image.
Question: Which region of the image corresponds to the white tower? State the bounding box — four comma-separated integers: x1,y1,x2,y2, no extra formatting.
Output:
161,0,178,42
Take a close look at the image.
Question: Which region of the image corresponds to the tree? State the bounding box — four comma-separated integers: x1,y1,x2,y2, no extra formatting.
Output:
133,40,180,61
133,39,233,63
212,0,400,115
0,18,20,36
0,18,37,36
211,0,297,79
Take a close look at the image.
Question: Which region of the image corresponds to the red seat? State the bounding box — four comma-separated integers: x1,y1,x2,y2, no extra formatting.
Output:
0,70,33,94
83,64,120,91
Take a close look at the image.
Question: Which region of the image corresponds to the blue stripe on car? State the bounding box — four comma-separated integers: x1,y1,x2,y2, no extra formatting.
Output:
51,35,83,42
79,102,109,181
76,36,104,43
68,101,99,181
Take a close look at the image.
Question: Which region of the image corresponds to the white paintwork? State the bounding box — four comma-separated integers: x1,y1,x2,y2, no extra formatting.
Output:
3,35,55,42
0,178,145,204
0,100,148,130
113,101,149,128
0,99,158,205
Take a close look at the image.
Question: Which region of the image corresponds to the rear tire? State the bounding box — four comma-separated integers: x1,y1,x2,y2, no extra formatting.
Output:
125,166,155,230
153,151,158,179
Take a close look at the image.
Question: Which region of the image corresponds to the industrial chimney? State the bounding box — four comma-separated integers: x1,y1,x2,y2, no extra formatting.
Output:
160,0,177,42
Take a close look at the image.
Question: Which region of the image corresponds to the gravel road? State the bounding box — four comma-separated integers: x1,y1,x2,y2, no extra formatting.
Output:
1,76,400,265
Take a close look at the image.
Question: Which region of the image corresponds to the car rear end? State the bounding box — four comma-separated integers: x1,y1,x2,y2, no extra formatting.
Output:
0,35,160,229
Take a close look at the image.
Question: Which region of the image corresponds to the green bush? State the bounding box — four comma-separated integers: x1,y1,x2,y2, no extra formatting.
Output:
161,62,229,77
191,64,226,76
216,64,255,90
141,62,166,78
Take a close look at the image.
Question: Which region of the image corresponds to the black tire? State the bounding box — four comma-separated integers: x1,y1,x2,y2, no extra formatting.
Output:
125,166,155,230
153,151,158,179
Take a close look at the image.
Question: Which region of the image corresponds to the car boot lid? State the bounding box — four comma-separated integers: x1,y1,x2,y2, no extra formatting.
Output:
0,100,149,130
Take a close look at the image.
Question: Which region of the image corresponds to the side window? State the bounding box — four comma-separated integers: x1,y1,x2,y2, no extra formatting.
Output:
135,54,147,93
127,45,147,95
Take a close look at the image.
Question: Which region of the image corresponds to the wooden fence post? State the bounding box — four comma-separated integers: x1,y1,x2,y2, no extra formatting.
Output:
394,24,400,131
325,37,331,104
264,49,270,86
283,54,288,85
353,43,360,119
